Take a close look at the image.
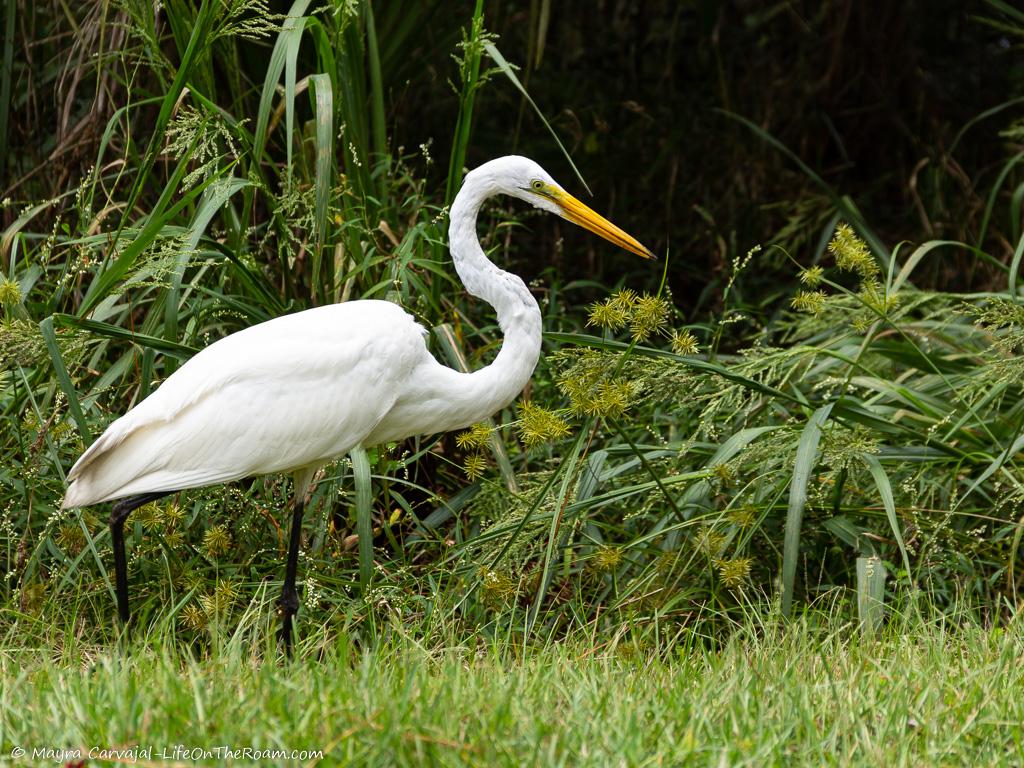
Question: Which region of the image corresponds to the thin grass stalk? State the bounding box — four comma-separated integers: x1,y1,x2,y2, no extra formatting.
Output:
976,151,1024,252
862,454,913,586
483,41,590,195
856,555,886,635
78,131,205,315
527,429,588,635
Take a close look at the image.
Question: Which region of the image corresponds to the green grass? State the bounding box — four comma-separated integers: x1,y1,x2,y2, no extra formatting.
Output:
2,608,1022,766
4,0,1024,643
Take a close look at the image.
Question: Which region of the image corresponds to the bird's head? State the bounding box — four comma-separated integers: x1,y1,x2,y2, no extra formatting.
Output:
467,155,656,259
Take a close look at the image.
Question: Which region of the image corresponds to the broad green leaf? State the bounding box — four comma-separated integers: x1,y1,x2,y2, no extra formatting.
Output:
309,72,334,292
862,453,913,582
253,0,314,167
782,404,832,618
351,445,374,592
856,555,886,636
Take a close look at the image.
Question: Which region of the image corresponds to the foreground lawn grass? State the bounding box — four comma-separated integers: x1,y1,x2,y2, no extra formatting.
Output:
1,611,1022,766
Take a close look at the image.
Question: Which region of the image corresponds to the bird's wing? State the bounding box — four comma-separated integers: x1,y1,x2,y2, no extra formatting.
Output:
64,301,428,506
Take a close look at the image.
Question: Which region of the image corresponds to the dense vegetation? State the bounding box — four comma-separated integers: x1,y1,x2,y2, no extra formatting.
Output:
3,0,1024,695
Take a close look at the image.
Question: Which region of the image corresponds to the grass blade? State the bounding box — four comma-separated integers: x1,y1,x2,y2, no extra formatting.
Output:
983,0,1024,23
483,41,591,196
892,240,972,293
856,555,886,636
115,0,216,239
78,134,206,316
52,314,197,358
444,0,486,206
782,403,832,618
2,200,60,269
528,426,587,634
351,445,374,592
363,1,387,167
253,0,313,168
309,72,333,299
719,109,888,260
1009,232,1024,299
976,151,1024,251
39,316,92,444
862,454,913,584
164,176,249,372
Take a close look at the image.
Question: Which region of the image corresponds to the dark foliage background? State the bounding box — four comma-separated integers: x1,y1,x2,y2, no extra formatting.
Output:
5,1,1021,302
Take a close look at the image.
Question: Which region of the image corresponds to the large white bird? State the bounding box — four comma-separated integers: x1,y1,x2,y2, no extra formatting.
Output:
63,155,653,651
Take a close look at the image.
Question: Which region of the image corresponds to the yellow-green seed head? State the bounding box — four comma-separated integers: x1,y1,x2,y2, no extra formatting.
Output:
670,328,700,356
202,524,232,559
715,556,753,587
456,422,493,450
630,294,670,342
592,545,624,573
798,266,824,288
462,454,488,480
828,223,877,278
0,278,22,306
587,300,629,331
516,402,571,447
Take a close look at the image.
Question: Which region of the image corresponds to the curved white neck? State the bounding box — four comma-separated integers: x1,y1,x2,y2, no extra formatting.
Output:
446,173,543,422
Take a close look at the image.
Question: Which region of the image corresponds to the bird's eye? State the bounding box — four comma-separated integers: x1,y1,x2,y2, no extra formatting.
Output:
531,180,546,192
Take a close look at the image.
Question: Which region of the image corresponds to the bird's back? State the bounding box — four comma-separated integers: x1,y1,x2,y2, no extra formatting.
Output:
63,301,428,507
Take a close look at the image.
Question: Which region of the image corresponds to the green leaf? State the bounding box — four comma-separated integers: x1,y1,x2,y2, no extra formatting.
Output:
78,135,208,316
39,316,91,444
856,556,886,636
483,41,591,196
862,453,913,583
253,0,313,167
51,314,198,358
165,176,249,372
363,0,387,164
782,404,832,618
309,72,334,293
351,445,374,593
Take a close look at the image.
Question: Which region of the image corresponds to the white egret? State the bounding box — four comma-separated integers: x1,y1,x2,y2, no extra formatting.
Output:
62,155,654,651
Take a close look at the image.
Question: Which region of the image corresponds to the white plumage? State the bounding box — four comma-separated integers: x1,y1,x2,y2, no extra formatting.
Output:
62,155,653,648
63,301,425,505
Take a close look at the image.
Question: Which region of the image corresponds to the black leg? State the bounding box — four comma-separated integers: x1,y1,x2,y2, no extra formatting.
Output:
278,495,305,656
109,491,175,624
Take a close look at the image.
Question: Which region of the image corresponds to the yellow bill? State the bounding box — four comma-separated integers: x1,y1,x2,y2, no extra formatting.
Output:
552,188,656,259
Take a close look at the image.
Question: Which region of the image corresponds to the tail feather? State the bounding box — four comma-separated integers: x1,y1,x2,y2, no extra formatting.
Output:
62,478,96,509
63,410,159,507
66,414,139,483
